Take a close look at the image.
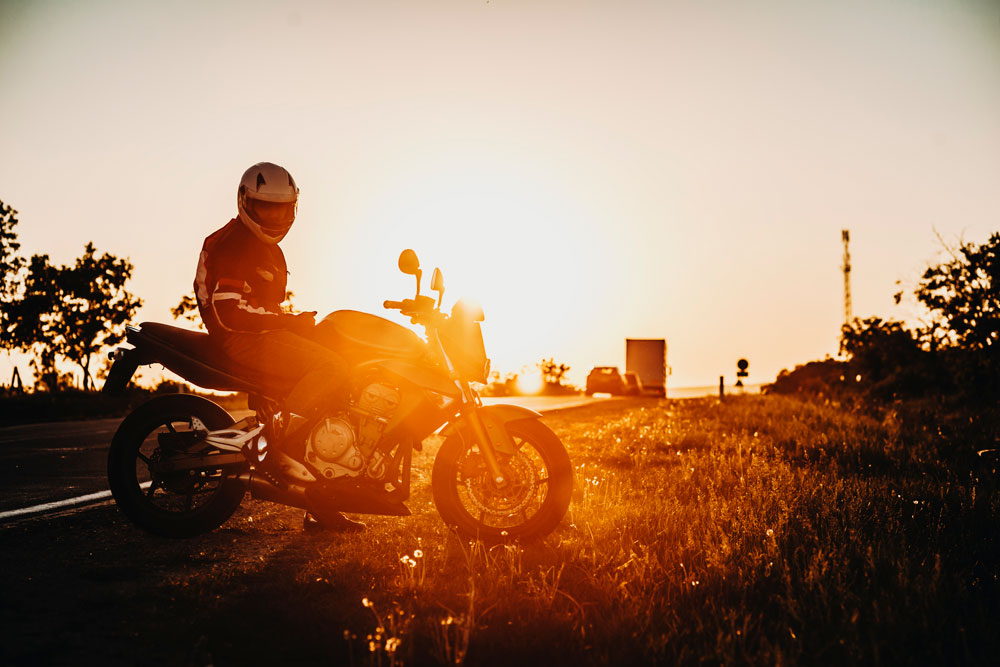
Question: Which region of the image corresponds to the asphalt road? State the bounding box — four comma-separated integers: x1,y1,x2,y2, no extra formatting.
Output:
0,417,123,514
0,394,613,521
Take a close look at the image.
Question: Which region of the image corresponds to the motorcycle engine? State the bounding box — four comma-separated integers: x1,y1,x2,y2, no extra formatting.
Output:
304,416,364,479
354,382,401,480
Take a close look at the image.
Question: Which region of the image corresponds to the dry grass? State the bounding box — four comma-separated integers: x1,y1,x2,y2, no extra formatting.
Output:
199,394,997,666
10,394,993,665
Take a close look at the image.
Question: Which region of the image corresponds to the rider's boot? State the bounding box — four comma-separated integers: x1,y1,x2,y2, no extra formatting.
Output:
255,412,313,486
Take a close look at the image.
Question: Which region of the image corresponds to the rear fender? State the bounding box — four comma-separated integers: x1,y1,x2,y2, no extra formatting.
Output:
102,347,148,395
440,404,543,456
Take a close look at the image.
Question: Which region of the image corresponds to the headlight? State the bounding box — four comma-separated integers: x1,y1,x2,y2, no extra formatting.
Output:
440,318,488,383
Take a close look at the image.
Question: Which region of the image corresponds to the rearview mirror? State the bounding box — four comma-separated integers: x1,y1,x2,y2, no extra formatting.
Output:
398,249,422,296
398,249,420,276
430,268,444,307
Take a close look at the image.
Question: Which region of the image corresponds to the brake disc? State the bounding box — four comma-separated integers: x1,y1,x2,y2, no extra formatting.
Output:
461,450,537,518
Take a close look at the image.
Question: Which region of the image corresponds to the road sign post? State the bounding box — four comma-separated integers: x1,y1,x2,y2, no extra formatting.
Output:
736,359,749,390
10,367,23,394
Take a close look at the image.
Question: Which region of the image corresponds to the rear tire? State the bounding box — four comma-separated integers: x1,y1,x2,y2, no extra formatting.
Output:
108,394,248,537
432,418,572,542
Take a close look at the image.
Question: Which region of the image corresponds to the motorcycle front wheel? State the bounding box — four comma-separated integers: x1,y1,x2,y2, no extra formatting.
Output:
432,418,573,542
107,394,248,537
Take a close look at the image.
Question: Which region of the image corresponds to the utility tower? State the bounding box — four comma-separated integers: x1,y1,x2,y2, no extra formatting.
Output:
841,229,852,325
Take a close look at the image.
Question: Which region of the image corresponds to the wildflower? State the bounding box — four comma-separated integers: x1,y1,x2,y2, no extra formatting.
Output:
385,637,401,653
362,597,372,608
766,528,774,538
414,549,423,559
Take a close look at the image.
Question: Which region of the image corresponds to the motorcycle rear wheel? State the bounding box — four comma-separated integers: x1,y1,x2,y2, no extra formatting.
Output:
432,418,573,542
107,394,248,537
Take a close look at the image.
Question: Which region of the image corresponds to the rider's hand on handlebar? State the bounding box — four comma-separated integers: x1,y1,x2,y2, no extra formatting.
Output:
286,311,317,334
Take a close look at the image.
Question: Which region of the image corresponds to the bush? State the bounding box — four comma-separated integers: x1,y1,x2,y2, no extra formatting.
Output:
773,232,1000,405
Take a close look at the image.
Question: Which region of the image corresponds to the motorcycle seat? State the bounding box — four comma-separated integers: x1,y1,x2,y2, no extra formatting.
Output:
128,322,295,397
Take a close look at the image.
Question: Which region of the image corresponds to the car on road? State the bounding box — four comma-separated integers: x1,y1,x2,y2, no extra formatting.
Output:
586,366,626,396
623,371,643,395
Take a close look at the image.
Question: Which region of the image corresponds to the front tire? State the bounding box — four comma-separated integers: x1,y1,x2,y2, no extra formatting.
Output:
432,418,573,542
108,394,248,537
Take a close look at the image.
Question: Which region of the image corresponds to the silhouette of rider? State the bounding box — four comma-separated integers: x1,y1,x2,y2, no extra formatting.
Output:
195,162,362,532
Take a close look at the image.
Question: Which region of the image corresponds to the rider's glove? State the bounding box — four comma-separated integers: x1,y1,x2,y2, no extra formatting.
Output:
285,311,317,334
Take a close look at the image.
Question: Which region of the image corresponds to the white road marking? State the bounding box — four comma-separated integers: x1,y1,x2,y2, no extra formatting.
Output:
0,481,151,521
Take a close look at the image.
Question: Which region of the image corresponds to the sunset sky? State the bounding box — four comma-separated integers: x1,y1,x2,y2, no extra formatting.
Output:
2,0,999,389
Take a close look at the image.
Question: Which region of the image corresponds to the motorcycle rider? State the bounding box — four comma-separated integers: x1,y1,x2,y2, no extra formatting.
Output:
194,161,363,532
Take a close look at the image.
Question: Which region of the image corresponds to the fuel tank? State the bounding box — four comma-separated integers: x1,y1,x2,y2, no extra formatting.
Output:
314,310,426,362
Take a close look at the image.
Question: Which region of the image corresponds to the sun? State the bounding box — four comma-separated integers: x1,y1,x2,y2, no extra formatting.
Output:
514,369,545,395
310,154,613,380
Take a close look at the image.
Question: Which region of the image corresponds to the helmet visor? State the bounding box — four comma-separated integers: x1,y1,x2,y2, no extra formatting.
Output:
246,198,296,233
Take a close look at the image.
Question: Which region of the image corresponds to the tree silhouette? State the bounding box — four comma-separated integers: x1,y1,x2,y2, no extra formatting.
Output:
840,317,921,382
170,293,202,329
0,201,25,350
915,232,1000,351
4,244,142,391
57,243,143,389
833,232,1000,401
540,358,571,386
5,254,61,389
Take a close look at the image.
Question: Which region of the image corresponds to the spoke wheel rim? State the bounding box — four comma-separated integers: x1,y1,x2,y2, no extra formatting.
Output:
454,436,551,530
134,417,227,515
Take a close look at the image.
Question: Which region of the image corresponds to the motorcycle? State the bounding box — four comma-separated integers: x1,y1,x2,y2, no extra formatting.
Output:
103,249,573,541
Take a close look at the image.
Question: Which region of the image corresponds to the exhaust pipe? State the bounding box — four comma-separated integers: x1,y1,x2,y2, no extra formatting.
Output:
236,472,411,516
236,472,310,510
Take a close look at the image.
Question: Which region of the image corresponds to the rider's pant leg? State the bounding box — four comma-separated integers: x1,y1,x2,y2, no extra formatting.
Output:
220,330,349,416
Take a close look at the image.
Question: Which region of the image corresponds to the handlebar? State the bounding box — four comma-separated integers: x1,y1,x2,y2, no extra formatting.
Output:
383,296,441,323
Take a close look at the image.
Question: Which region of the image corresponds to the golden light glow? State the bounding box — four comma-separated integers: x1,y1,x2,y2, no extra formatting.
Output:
514,370,545,396
318,157,617,385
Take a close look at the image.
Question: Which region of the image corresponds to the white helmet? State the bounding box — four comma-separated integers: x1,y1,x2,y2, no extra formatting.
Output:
237,162,299,244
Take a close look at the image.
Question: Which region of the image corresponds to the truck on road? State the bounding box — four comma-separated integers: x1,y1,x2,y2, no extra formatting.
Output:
626,338,667,397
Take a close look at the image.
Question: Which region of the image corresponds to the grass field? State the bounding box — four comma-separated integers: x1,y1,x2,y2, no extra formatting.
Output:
160,394,998,666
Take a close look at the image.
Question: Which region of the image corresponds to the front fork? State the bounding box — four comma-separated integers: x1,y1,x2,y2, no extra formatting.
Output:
456,380,507,484
428,326,507,484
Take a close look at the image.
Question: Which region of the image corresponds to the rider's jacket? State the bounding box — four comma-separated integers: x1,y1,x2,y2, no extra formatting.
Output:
195,218,290,336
